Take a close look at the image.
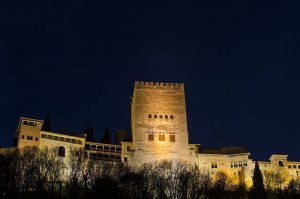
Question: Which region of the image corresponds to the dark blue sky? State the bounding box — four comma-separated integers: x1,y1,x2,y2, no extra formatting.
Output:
0,1,299,161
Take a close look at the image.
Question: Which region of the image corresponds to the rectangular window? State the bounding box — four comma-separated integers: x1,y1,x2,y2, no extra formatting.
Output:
169,135,175,142
127,146,130,151
124,157,128,162
148,134,154,141
21,135,24,139
35,137,38,141
27,136,33,140
41,134,46,138
159,134,165,141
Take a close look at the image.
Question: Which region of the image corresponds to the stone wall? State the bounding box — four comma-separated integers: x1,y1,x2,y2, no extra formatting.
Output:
129,81,191,165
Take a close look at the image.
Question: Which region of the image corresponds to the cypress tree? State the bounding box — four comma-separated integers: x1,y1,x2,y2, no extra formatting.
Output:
85,125,94,142
41,116,51,131
100,128,111,144
250,161,266,199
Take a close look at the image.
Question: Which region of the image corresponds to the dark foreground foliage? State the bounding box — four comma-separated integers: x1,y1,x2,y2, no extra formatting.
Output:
1,147,300,199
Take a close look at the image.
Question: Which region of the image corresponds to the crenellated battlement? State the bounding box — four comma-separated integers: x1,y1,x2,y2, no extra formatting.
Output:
134,81,184,90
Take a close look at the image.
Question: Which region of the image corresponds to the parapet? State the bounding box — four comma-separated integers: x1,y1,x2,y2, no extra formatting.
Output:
134,81,184,90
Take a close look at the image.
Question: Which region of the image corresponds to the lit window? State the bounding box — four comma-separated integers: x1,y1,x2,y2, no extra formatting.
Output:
159,134,165,141
148,114,152,118
58,146,65,157
148,134,154,141
169,135,175,142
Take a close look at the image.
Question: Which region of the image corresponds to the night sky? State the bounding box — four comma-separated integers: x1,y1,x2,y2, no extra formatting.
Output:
1,1,299,161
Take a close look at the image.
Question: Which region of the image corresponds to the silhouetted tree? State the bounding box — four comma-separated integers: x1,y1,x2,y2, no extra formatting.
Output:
85,125,94,142
100,128,111,144
286,179,300,199
210,171,233,198
249,161,266,199
41,116,51,132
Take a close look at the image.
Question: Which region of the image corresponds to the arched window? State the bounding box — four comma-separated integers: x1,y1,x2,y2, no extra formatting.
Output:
170,115,174,119
278,160,284,167
159,115,163,118
165,115,168,119
148,114,152,118
154,115,157,118
58,146,65,157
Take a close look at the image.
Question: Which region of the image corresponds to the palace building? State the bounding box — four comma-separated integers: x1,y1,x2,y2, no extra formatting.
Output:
1,81,300,187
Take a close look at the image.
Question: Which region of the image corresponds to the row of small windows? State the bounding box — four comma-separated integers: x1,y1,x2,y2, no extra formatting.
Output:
147,131,175,134
288,164,300,169
230,162,247,168
85,144,121,153
21,135,38,141
89,152,121,161
22,120,41,127
41,134,83,145
148,114,174,119
148,134,175,142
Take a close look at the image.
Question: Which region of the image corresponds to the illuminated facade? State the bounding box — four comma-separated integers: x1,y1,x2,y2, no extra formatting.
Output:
1,81,300,188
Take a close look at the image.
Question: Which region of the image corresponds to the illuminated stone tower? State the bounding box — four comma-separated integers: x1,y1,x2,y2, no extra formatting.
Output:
126,81,191,165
